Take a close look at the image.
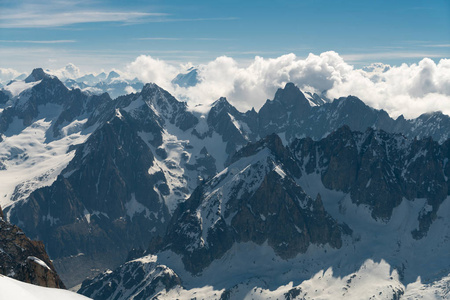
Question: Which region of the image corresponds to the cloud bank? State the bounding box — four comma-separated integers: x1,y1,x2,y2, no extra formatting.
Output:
2,52,449,119
124,52,450,119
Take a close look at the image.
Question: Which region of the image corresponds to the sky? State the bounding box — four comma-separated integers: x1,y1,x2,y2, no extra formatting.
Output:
0,0,449,72
0,0,449,119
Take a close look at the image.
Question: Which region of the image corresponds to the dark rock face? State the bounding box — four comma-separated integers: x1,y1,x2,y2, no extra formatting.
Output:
0,90,9,105
158,134,346,274
206,97,258,155
0,206,65,288
9,111,171,285
78,257,181,300
291,126,450,234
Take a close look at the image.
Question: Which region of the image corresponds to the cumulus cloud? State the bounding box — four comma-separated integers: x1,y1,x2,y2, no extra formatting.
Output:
4,52,450,119
47,63,81,80
127,52,448,119
126,55,178,88
159,52,449,119
326,57,450,118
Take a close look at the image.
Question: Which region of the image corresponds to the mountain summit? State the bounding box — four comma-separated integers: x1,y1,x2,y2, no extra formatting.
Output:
24,68,53,83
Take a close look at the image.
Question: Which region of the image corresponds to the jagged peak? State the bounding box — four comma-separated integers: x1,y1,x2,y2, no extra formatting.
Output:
140,83,175,104
335,95,368,108
211,97,232,110
141,82,164,94
106,70,120,81
230,133,287,165
418,110,446,119
24,68,54,83
270,82,311,109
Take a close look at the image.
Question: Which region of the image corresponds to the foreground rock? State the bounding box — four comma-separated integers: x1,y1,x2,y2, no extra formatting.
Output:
0,205,65,288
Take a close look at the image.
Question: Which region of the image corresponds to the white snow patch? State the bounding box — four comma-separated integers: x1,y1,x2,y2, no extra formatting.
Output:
0,275,91,300
125,193,150,220
3,80,41,97
26,256,51,270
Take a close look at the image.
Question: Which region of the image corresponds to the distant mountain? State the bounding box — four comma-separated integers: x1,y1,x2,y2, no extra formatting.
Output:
62,70,144,99
171,67,200,88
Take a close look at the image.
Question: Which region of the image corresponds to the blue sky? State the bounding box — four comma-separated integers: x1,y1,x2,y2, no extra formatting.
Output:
0,0,449,72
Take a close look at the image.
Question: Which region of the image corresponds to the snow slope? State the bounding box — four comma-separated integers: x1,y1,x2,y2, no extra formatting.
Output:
0,275,91,300
0,109,93,218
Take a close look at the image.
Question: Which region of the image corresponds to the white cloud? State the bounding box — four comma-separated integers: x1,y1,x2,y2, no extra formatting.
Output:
4,52,450,119
154,52,449,119
0,68,24,84
47,63,81,80
0,11,165,28
0,0,166,28
124,86,137,94
0,40,76,44
125,55,179,88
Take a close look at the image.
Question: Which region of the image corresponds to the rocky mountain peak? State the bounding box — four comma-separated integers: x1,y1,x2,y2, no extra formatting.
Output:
24,68,53,83
209,97,237,116
140,83,198,131
141,83,172,103
211,96,231,108
273,82,310,108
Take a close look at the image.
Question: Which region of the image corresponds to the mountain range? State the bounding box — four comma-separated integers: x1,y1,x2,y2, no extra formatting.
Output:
0,68,449,299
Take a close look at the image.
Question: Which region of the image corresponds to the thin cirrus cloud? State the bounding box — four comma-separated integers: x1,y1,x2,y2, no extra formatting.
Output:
136,37,233,41
0,11,167,28
0,40,76,44
342,52,447,62
0,0,237,29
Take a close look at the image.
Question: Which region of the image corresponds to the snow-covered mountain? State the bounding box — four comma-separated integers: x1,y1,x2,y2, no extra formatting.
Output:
1,68,450,296
63,71,144,100
171,67,200,88
79,129,450,300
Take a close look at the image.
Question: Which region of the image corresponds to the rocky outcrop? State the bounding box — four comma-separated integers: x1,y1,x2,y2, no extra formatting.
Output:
0,205,65,288
78,256,181,300
291,126,450,236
